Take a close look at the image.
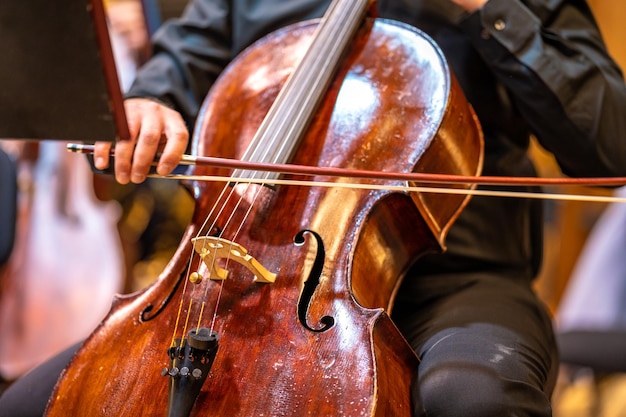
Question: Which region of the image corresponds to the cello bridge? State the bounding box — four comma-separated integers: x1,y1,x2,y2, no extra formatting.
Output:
191,236,276,283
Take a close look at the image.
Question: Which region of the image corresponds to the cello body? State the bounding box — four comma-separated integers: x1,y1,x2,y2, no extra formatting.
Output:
45,17,482,417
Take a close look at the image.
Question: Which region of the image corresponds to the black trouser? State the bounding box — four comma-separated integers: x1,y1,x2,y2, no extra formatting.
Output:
0,274,557,417
393,273,558,417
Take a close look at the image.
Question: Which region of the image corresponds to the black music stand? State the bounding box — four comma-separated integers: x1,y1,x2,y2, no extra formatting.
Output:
0,0,129,143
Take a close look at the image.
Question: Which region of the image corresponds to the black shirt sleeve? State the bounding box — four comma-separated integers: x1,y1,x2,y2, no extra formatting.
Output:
460,0,626,177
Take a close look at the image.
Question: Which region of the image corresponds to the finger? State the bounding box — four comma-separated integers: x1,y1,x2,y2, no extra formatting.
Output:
113,138,136,184
156,111,189,176
93,141,113,170
123,99,143,140
111,99,146,184
129,110,164,183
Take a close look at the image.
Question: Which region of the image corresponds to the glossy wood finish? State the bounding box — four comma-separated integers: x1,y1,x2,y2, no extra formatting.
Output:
46,17,482,417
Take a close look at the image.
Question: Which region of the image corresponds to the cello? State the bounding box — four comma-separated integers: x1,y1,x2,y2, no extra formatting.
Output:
45,0,483,415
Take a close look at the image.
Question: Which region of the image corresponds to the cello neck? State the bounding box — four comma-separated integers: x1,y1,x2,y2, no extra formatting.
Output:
233,0,372,181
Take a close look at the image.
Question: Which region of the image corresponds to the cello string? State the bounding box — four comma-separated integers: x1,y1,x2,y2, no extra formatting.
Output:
237,0,363,178
206,181,276,334
172,175,252,347
186,181,249,338
264,1,365,165
173,182,231,345
185,172,277,337
165,0,368,344
189,1,373,337
200,182,265,334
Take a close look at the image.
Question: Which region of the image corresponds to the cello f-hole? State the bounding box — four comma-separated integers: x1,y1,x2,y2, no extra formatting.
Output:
295,230,335,333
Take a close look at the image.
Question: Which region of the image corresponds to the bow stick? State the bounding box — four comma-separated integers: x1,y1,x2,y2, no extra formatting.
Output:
67,143,626,203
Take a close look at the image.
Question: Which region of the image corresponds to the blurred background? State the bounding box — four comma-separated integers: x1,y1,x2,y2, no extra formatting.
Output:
1,1,625,415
